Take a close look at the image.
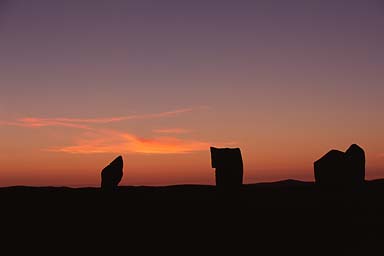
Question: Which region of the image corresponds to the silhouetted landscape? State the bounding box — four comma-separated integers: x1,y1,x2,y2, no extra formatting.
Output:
2,179,384,254
2,144,384,253
1,1,383,253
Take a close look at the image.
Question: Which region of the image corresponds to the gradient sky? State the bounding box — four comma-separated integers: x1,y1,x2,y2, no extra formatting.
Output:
0,0,383,187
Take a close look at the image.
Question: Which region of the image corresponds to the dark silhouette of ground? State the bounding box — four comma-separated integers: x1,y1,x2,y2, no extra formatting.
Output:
2,179,383,254
101,155,123,191
210,147,243,188
314,144,365,187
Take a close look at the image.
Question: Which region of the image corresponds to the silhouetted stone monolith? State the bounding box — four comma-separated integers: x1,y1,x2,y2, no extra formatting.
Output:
101,156,123,191
314,150,346,186
314,144,365,187
210,147,243,189
345,144,365,183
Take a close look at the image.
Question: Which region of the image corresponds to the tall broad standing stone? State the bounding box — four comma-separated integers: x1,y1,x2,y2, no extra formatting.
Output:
345,144,365,184
210,147,243,189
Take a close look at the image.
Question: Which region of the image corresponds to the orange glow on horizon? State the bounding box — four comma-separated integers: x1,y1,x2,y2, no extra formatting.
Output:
0,105,383,187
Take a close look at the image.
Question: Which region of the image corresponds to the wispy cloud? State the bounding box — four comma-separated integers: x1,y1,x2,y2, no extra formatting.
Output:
153,128,191,134
1,108,194,129
2,118,92,129
35,107,193,123
48,130,211,154
2,107,219,154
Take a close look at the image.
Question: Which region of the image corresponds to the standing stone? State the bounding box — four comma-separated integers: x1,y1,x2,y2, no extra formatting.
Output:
314,150,346,186
101,156,123,191
314,144,365,187
210,147,243,189
345,144,365,184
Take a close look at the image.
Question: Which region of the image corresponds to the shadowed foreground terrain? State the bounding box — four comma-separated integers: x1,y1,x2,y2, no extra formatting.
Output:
2,180,384,254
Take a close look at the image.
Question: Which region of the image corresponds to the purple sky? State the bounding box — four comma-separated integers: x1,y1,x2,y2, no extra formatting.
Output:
0,0,383,186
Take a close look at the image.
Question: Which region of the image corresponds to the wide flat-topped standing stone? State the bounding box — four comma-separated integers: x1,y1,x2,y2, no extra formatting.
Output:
101,156,123,191
210,147,243,188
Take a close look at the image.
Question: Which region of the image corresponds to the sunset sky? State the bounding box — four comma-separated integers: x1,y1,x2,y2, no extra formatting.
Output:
0,0,383,187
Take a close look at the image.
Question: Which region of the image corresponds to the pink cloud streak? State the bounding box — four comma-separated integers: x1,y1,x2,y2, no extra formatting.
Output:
2,107,223,155
0,108,219,154
0,108,194,129
153,128,191,134
49,130,211,154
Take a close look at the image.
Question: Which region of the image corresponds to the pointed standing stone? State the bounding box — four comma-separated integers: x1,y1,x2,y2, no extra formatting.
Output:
101,156,123,191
